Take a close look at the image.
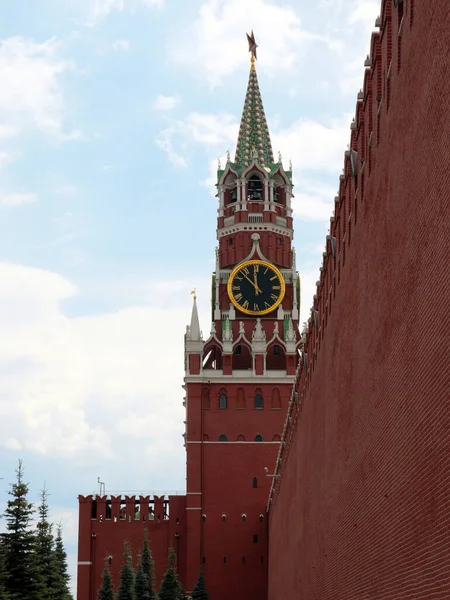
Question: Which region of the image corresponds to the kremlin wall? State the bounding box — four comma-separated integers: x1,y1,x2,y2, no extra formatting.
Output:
267,0,450,598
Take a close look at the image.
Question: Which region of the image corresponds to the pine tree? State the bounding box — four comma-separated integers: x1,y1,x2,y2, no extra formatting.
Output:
191,566,209,600
138,532,156,600
2,460,43,600
158,548,183,600
35,486,55,600
117,542,135,600
0,535,10,600
97,560,115,600
52,524,73,599
134,563,150,600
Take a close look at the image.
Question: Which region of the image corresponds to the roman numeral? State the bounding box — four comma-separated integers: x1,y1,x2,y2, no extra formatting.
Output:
232,285,240,291
264,267,269,274
253,303,259,311
242,300,249,309
270,275,278,281
253,264,259,273
264,302,271,309
234,293,243,301
271,294,278,301
235,275,243,281
272,285,281,290
241,266,250,275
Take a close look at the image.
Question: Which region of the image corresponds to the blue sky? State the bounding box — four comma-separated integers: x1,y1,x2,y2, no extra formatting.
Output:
0,0,380,593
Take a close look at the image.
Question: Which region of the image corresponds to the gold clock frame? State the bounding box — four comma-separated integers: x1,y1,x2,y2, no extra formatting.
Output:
227,259,286,316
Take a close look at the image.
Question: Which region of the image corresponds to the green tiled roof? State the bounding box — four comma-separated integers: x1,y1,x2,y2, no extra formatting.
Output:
234,65,274,169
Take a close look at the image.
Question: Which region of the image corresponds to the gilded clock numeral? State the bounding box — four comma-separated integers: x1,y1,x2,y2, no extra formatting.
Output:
241,266,250,275
232,285,240,291
264,267,269,274
235,293,243,301
264,302,271,309
235,275,243,281
253,264,259,273
272,285,281,290
242,300,250,309
270,275,278,281
253,303,259,311
271,293,278,301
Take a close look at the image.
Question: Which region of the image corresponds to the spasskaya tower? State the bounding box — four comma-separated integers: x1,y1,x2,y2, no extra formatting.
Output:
183,31,301,600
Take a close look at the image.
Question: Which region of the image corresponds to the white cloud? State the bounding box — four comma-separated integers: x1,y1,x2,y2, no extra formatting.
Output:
90,0,163,21
153,94,180,111
112,39,130,51
156,112,238,168
272,114,352,175
172,0,329,86
0,124,18,139
0,262,211,474
0,37,76,139
0,190,37,206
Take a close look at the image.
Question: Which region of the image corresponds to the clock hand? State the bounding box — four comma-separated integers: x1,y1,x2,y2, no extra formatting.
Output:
253,268,262,295
241,272,262,295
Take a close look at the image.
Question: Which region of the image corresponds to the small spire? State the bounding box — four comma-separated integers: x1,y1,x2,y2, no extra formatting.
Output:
188,292,201,341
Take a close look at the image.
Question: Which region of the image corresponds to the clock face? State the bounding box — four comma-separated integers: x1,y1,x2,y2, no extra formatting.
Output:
227,260,285,316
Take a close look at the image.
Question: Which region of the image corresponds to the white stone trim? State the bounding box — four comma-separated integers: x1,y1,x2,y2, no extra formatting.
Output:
217,222,293,239
186,492,202,495
186,507,202,510
185,372,295,383
78,561,92,566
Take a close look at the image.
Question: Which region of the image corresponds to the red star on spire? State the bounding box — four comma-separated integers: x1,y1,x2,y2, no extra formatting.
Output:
247,30,258,61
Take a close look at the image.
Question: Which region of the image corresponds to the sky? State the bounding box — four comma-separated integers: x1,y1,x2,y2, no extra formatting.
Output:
0,0,380,594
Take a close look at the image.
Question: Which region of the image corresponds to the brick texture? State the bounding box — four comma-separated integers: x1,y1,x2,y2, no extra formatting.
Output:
268,1,450,598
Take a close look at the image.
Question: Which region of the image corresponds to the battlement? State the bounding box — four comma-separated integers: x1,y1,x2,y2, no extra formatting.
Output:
78,494,180,523
267,0,420,508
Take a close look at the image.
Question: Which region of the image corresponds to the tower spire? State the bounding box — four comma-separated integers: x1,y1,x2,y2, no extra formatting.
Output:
235,31,274,169
188,291,201,341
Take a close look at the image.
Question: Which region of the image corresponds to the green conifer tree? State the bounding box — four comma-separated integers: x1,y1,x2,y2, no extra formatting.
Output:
191,566,209,600
139,532,156,600
0,535,10,600
97,560,115,600
52,524,73,599
35,486,55,600
158,548,183,600
117,542,135,600
134,563,150,600
2,460,43,600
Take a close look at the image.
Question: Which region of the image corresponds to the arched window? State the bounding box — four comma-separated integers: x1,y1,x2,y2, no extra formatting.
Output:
255,434,263,442
254,392,263,409
248,174,263,201
272,434,281,442
219,434,228,442
271,388,281,409
236,388,246,410
219,393,227,410
253,477,258,489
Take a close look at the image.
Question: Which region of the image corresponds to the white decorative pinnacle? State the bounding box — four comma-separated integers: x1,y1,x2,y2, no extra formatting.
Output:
286,317,296,343
273,322,279,336
210,322,216,336
187,295,202,341
252,318,266,342
223,316,233,342
239,321,245,335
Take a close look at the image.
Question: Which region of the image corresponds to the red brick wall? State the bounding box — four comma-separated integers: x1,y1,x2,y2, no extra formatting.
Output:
77,495,186,600
268,1,450,598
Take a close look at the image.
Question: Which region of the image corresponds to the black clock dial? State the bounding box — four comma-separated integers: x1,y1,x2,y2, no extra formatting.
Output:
227,260,285,316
